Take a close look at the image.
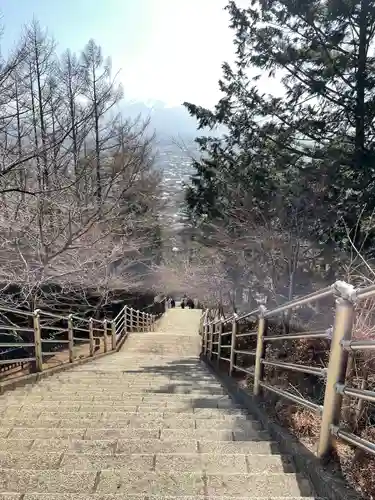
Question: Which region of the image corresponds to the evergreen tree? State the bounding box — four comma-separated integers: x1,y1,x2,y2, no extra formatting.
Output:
184,0,375,253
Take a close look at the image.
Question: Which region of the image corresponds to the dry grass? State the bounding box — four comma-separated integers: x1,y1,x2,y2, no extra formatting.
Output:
273,403,375,499
217,301,375,500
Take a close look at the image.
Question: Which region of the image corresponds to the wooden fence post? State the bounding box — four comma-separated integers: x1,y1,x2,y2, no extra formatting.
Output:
103,319,108,353
229,314,237,376
111,321,117,350
33,309,43,372
68,314,74,363
89,318,94,357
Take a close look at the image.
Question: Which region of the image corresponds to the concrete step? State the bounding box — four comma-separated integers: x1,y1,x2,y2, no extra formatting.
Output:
0,451,294,473
0,469,313,496
0,310,317,499
1,427,268,442
1,417,261,430
0,495,320,500
10,496,322,500
0,438,279,454
1,404,249,418
0,408,257,419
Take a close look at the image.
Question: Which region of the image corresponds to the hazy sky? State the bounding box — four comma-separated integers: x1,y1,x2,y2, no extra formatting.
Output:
0,0,239,108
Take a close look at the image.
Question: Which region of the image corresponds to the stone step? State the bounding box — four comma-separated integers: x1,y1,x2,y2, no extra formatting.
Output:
24,387,227,395
0,397,240,409
2,393,236,403
0,451,294,474
0,438,279,454
0,414,262,427
1,404,249,418
0,495,320,500
0,424,269,441
0,407,256,419
0,469,313,496
0,310,316,499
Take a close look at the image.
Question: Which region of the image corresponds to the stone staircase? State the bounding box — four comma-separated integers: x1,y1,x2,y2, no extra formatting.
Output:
0,308,318,499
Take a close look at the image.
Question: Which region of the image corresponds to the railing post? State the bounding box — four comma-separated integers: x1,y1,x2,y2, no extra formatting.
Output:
229,314,237,376
123,307,127,336
136,309,140,332
89,318,94,357
111,321,117,350
203,322,207,355
217,318,223,366
317,283,355,458
253,306,267,396
142,312,146,332
130,308,133,332
68,314,74,363
209,322,214,360
103,319,108,353
33,309,43,372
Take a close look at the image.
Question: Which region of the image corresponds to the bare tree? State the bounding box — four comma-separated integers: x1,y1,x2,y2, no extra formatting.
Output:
81,39,123,203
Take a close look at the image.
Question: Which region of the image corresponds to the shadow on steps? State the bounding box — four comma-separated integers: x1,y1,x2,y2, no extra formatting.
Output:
122,356,316,498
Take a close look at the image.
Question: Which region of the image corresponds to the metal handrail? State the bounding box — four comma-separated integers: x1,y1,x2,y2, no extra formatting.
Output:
0,300,159,380
236,331,258,338
342,339,375,351
356,283,375,300
336,384,375,403
237,308,259,322
38,310,69,321
331,426,375,455
261,359,326,377
264,287,333,318
265,330,329,341
0,306,34,317
0,357,36,365
233,364,255,376
201,278,375,460
0,342,35,348
259,381,323,414
234,349,256,356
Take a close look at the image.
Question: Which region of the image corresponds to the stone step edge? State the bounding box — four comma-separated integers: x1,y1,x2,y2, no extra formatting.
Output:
0,468,307,477
1,491,317,498
0,452,286,457
8,496,323,500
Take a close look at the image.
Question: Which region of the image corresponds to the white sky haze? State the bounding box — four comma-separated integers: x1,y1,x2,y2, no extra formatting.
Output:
1,0,239,108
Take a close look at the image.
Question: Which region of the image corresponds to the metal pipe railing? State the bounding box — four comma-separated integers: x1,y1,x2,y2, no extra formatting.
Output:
200,278,375,461
234,349,256,356
265,330,329,341
342,339,375,351
260,381,323,414
331,426,375,456
236,308,259,322
236,331,258,338
336,384,375,403
233,364,254,376
356,283,375,301
264,287,333,318
0,301,159,380
262,359,326,377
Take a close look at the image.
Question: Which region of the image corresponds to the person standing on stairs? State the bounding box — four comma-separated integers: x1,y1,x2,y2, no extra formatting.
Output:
186,298,194,309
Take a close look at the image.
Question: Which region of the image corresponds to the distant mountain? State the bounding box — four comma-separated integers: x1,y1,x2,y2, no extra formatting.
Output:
121,101,224,143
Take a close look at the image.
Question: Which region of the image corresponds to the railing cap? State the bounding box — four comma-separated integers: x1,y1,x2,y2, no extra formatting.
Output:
259,305,267,317
331,280,357,303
